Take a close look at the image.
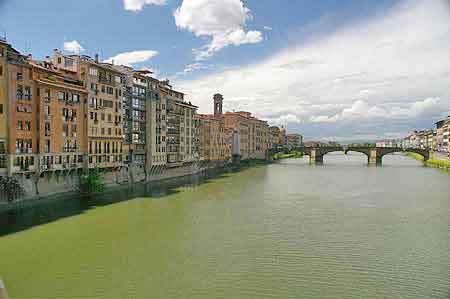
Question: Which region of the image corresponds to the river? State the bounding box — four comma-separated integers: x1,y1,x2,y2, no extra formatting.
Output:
0,153,449,298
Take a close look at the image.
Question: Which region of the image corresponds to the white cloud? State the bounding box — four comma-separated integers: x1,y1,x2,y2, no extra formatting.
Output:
176,0,450,139
63,40,84,54
310,98,442,123
173,63,211,78
174,0,263,60
183,63,209,74
123,0,167,11
104,50,158,66
263,26,273,31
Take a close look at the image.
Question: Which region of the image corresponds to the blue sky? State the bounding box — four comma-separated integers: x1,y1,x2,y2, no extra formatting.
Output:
1,0,449,140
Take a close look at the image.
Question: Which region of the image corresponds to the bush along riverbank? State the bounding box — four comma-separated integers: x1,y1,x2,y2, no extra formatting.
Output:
273,151,304,160
407,153,450,172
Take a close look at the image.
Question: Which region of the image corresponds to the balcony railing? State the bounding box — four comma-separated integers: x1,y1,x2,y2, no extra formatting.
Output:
15,148,33,154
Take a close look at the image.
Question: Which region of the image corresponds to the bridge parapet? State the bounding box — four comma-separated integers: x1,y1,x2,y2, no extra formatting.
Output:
268,146,430,165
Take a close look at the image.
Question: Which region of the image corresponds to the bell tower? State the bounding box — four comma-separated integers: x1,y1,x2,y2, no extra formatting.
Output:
213,93,223,116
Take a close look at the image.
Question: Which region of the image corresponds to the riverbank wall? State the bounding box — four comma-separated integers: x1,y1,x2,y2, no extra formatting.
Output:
0,159,269,207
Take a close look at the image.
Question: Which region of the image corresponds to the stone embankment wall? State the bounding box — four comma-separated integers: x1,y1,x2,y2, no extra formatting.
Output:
0,161,229,203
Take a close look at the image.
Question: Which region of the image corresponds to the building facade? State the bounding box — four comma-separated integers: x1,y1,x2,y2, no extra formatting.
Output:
268,126,281,149
195,114,232,162
51,51,126,170
0,38,15,174
435,117,450,152
31,60,87,173
224,110,268,160
161,81,198,166
286,133,303,149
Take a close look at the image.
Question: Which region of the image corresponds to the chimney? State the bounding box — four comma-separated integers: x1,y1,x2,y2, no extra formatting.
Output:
95,53,99,63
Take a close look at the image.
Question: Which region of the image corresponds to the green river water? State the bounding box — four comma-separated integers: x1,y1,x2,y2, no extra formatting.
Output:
0,154,449,298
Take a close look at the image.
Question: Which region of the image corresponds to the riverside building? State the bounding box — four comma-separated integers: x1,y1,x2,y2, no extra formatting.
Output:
0,39,281,184
286,133,303,148
115,66,152,169
0,38,15,175
195,94,232,162
51,50,126,170
223,96,269,160
30,59,88,173
161,81,198,166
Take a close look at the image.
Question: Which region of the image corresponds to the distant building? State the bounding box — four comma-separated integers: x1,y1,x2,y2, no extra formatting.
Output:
224,109,269,160
402,130,433,149
195,95,232,162
279,126,287,147
435,117,450,152
376,139,401,148
268,126,281,149
286,133,303,148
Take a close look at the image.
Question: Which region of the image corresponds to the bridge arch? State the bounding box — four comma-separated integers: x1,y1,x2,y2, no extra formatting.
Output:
344,148,371,163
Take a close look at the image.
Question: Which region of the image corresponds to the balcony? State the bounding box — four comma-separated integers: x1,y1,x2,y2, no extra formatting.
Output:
99,76,116,86
15,148,33,154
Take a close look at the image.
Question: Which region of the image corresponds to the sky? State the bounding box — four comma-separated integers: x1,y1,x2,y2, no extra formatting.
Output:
1,0,449,141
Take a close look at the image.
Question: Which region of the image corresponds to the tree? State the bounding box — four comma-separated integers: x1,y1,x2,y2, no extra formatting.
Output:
0,176,25,202
78,170,105,196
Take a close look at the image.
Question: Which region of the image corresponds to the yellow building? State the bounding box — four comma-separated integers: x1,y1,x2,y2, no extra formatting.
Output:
51,50,126,169
0,39,20,174
195,114,232,162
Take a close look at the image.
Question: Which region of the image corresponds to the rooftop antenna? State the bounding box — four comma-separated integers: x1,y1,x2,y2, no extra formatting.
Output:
24,40,32,55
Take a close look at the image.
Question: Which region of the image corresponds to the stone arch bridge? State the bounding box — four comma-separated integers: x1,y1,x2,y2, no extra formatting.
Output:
269,146,430,165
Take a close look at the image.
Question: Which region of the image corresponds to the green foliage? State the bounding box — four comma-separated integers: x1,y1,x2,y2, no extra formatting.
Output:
426,159,450,168
0,176,25,202
78,170,105,196
408,153,450,169
273,151,304,160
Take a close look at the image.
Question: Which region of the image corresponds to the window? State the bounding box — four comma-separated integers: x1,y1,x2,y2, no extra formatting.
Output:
0,65,3,77
44,89,50,102
44,140,50,153
17,85,23,100
17,72,23,80
45,122,51,136
58,91,65,101
63,124,69,137
0,104,3,114
72,94,80,103
64,58,74,68
17,120,23,130
89,67,98,76
103,100,113,108
24,86,32,100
